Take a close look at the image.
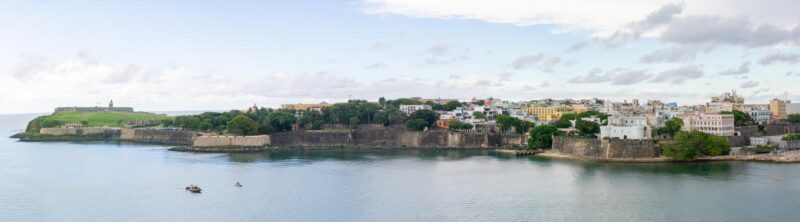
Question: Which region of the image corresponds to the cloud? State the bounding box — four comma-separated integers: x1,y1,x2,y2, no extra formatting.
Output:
364,1,800,49
719,61,751,75
569,68,652,85
565,41,588,52
510,53,562,72
497,72,513,81
421,43,470,65
660,16,800,47
740,80,759,88
758,52,800,65
639,43,715,63
369,42,390,51
364,62,387,69
650,64,704,84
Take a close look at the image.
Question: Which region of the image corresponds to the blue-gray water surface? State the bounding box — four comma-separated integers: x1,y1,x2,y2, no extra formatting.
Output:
1,113,799,221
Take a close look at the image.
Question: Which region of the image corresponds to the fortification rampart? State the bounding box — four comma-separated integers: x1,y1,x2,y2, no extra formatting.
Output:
193,135,270,147
40,127,119,136
551,137,660,159
119,129,197,145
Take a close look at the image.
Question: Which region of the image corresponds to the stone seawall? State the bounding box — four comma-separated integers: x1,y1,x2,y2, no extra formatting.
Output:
266,126,525,149
119,129,197,145
551,137,660,159
40,127,119,136
193,135,270,147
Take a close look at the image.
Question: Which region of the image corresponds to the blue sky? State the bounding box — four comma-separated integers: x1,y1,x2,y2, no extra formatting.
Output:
1,0,798,113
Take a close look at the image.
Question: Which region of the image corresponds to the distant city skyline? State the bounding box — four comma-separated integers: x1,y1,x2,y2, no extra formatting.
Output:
1,0,799,114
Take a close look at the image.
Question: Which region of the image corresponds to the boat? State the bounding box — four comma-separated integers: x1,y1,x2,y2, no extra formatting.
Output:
185,185,202,193
235,182,242,187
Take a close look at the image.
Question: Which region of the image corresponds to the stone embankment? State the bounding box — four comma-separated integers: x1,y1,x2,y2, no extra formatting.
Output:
550,136,661,159
16,127,197,145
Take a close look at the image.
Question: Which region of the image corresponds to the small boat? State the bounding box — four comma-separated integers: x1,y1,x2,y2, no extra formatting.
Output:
235,182,242,187
185,185,202,193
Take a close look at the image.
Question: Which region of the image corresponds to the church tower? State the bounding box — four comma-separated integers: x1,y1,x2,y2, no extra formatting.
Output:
109,100,114,108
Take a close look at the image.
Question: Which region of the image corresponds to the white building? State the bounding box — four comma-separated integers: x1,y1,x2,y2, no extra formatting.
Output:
676,112,735,137
399,105,431,115
600,115,651,139
751,135,800,150
747,109,771,125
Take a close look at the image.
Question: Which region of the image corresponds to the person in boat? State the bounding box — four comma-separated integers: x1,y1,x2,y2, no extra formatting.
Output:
235,181,242,187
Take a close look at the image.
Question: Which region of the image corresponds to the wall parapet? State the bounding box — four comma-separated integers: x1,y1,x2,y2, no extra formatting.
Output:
193,135,270,147
551,136,660,159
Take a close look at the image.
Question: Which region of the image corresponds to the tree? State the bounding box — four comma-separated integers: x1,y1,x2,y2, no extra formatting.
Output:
444,101,462,111
575,120,600,138
662,130,731,160
662,117,684,136
721,110,754,126
552,119,572,128
448,119,473,131
788,114,800,124
528,125,564,149
559,113,577,121
405,118,428,131
198,121,213,131
782,133,800,141
409,109,439,127
161,119,174,127
264,110,296,132
472,111,486,120
227,115,257,135
476,100,485,106
349,117,360,128
496,115,517,132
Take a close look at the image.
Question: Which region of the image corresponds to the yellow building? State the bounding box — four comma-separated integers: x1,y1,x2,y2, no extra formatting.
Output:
281,102,330,111
527,106,573,121
770,99,787,119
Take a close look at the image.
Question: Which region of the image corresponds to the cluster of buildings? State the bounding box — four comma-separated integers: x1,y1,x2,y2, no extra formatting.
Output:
277,91,800,148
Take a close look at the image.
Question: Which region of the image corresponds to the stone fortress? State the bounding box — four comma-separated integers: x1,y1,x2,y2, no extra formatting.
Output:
54,100,135,113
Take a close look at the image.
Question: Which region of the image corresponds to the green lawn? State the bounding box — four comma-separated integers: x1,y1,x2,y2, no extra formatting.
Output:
40,111,174,127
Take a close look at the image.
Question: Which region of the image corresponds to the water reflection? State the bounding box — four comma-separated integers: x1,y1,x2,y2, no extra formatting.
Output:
226,149,492,163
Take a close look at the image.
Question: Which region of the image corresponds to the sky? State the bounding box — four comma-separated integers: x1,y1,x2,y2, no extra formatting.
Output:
1,0,799,114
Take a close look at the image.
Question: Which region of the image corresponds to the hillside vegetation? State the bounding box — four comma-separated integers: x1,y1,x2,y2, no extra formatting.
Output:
26,111,173,133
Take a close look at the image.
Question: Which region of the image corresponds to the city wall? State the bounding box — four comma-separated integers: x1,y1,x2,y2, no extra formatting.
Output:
119,129,197,145
193,135,270,147
551,137,661,159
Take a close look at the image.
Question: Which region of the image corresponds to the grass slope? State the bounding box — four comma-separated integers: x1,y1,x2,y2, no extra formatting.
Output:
26,111,175,133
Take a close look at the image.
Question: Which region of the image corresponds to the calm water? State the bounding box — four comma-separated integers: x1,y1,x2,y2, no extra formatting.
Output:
1,114,799,222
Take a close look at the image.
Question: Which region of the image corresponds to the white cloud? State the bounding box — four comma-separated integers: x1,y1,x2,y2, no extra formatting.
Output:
509,53,562,72
719,61,751,76
569,68,652,85
759,52,800,65
651,64,704,84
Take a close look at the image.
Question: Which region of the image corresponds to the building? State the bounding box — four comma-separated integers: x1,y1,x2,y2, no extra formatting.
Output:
281,102,330,112
711,90,745,110
54,100,135,113
770,99,788,119
788,103,800,115
751,135,800,150
399,105,431,115
600,115,652,139
676,112,735,137
746,109,771,125
527,105,573,122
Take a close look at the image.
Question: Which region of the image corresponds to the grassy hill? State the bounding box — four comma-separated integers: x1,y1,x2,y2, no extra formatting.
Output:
26,111,174,133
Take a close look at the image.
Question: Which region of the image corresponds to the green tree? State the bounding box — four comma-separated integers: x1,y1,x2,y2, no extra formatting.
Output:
528,125,564,149
662,130,731,160
409,109,440,127
552,119,572,128
472,111,486,120
405,118,428,131
161,119,174,127
661,117,684,136
559,113,577,121
720,110,754,126
782,133,800,141
575,120,600,138
448,119,473,131
198,121,213,131
788,114,800,124
495,115,517,132
476,100,485,106
444,101,462,111
349,116,360,128
227,115,257,135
